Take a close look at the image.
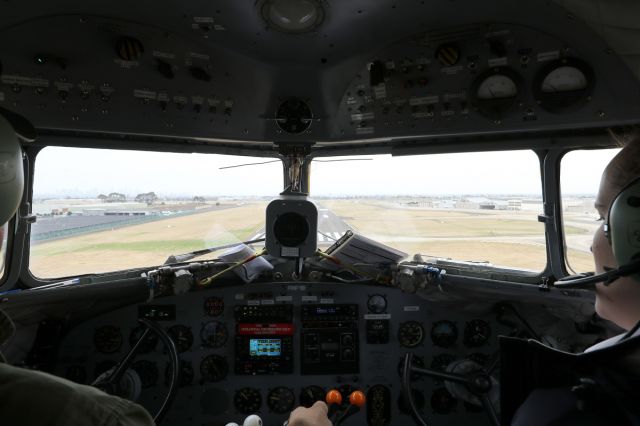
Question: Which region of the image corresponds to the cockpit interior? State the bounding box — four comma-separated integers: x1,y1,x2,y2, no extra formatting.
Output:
1,1,640,425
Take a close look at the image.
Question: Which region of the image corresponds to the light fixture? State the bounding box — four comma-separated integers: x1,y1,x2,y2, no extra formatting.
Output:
261,0,325,34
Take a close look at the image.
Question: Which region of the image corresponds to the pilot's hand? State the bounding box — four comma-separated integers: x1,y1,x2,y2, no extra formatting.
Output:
287,401,332,426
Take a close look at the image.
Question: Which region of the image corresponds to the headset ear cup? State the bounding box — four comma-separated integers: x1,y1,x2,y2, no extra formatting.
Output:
609,177,640,282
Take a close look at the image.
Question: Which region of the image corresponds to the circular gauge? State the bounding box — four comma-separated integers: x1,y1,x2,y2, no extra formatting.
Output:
267,387,296,414
129,325,158,354
132,360,159,388
542,66,587,92
276,97,313,134
431,320,458,348
167,325,193,353
477,74,518,99
234,387,262,414
533,57,594,113
200,321,228,348
65,365,87,384
470,67,523,119
200,354,229,383
469,352,490,368
463,319,491,347
398,321,425,348
398,389,425,414
397,355,424,380
431,353,456,372
165,360,194,387
299,385,326,408
204,296,225,317
94,325,123,354
94,360,117,380
367,294,387,314
431,387,457,415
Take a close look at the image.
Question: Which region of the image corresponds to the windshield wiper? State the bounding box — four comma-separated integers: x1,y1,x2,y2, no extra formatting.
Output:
163,238,266,265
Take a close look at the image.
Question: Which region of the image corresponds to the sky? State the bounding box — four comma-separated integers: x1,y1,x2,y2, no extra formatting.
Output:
32,146,620,198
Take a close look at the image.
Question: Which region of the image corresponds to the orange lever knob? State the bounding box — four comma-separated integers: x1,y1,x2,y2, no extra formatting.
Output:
326,389,343,405
348,390,366,408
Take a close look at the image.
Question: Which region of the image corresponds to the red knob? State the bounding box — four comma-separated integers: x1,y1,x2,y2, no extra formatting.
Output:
348,390,366,408
326,389,343,405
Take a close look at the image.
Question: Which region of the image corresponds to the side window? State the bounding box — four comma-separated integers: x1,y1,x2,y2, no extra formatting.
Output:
29,147,282,279
561,148,621,273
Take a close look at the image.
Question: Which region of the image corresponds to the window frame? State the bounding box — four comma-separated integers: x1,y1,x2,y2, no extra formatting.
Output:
7,133,617,289
17,139,283,288
557,146,622,276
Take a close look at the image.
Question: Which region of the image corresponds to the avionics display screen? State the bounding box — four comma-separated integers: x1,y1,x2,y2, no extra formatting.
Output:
249,338,281,357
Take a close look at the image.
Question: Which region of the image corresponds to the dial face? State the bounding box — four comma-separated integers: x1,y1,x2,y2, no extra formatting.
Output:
367,294,387,314
94,325,122,354
200,321,228,348
165,360,194,387
276,97,312,134
533,58,594,113
469,352,490,368
267,387,296,414
541,66,587,93
167,325,193,353
132,360,159,388
463,319,491,347
129,325,158,354
397,355,424,380
200,354,229,383
234,387,262,414
431,320,458,348
476,74,518,99
204,296,224,317
431,387,457,415
397,321,425,347
398,389,425,414
299,386,326,408
431,353,456,372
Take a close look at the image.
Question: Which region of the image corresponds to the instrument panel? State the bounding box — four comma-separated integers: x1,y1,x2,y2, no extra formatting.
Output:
0,11,638,144
332,23,631,141
55,283,509,426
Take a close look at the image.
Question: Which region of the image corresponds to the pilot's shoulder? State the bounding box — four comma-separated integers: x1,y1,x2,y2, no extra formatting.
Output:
0,363,154,426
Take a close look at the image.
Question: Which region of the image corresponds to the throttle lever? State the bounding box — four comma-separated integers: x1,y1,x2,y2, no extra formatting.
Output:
334,390,366,425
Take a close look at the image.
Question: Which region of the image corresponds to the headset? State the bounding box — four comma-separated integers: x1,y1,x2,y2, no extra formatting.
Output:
0,107,35,225
555,176,640,289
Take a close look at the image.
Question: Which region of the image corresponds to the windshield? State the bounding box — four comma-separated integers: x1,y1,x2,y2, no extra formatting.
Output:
311,150,547,271
29,147,282,279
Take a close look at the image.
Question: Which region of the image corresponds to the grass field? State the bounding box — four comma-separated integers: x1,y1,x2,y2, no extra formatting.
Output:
30,203,267,278
29,199,595,278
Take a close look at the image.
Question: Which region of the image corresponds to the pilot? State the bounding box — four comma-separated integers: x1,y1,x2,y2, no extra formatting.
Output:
510,135,640,425
0,113,155,426
284,137,640,426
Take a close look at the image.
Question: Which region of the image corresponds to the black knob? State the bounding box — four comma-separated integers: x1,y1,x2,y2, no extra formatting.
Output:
157,60,175,79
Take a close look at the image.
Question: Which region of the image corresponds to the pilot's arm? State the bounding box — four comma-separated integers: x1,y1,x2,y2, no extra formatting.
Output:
0,362,155,426
287,401,332,426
